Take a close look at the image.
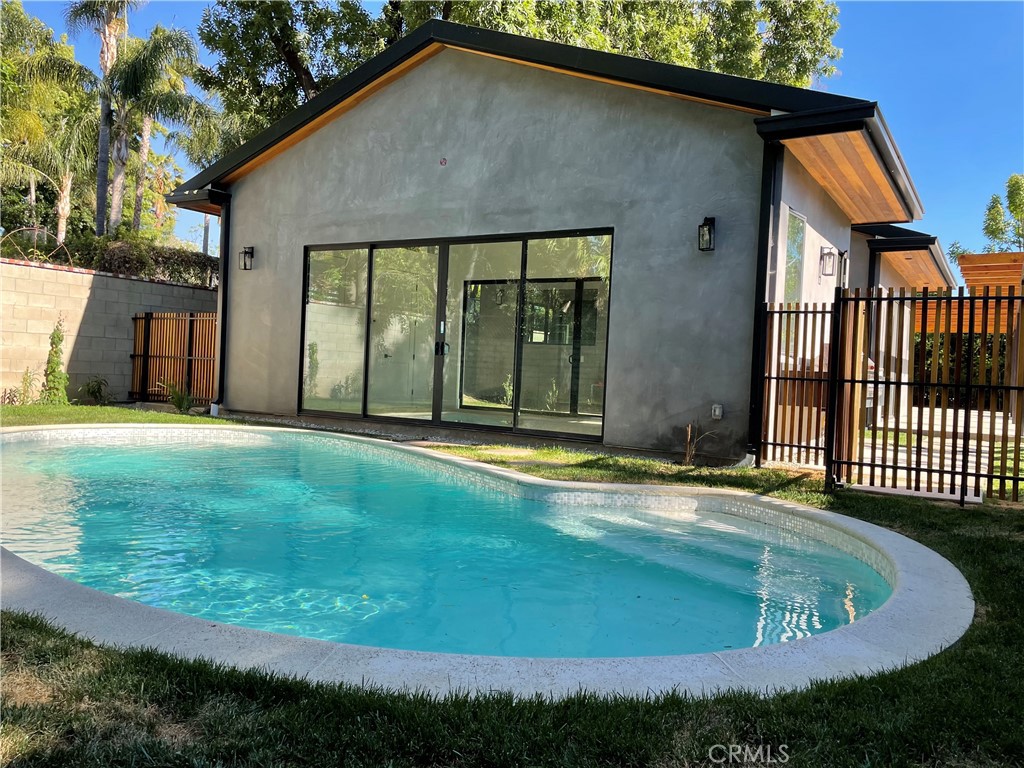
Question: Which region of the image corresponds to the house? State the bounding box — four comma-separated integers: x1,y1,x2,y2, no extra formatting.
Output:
168,20,953,460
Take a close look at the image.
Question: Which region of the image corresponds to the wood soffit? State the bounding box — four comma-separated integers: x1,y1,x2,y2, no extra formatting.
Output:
784,131,910,225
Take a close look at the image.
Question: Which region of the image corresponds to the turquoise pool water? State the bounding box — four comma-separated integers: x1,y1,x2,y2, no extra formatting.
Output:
0,430,892,657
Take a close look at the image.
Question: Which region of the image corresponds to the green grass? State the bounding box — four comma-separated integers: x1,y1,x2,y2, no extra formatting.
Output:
2,408,1024,766
0,404,224,427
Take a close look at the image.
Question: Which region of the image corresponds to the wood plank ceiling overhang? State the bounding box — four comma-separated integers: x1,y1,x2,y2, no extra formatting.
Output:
756,104,924,225
853,225,953,289
959,252,1024,293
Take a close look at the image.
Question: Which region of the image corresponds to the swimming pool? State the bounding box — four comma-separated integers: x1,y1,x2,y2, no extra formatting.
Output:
0,426,974,696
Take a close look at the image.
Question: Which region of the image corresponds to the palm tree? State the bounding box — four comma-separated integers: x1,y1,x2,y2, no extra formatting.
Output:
2,95,99,244
65,0,139,236
105,27,205,233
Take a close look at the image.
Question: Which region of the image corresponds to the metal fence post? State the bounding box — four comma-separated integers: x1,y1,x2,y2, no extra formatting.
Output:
140,312,153,402
823,287,845,491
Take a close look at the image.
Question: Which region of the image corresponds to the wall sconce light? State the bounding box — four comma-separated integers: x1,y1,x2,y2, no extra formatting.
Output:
819,246,837,277
239,246,254,271
698,217,715,252
495,288,505,306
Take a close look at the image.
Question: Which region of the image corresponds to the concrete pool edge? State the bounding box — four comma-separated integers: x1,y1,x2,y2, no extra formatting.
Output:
0,424,975,699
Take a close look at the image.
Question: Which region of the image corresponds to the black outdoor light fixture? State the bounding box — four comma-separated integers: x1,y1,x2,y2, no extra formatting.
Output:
698,217,715,252
239,246,254,271
819,245,837,277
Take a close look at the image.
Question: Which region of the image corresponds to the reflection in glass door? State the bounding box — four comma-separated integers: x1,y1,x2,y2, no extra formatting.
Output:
366,245,439,419
442,241,522,428
516,236,610,437
301,231,611,438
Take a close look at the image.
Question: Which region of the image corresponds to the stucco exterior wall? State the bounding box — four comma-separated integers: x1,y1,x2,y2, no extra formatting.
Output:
773,151,852,306
223,49,765,457
1,259,217,400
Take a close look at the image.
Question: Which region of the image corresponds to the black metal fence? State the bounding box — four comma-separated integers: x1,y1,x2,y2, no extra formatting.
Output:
762,287,1023,505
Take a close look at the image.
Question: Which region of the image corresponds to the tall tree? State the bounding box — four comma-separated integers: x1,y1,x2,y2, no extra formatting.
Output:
65,0,139,236
197,0,840,151
983,174,1024,252
1,1,98,243
104,27,206,233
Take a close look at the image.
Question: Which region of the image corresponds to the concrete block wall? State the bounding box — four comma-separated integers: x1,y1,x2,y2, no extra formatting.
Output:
1,259,217,401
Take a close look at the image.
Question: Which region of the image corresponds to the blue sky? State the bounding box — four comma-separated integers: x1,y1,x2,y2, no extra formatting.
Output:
24,0,1024,258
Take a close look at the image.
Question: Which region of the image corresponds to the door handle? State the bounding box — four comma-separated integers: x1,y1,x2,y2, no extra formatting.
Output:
435,341,451,356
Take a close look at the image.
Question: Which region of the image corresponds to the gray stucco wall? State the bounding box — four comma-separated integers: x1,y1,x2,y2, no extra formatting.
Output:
224,49,765,458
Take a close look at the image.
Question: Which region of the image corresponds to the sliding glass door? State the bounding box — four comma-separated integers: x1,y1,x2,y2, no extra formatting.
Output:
366,245,439,419
300,232,612,438
442,241,522,428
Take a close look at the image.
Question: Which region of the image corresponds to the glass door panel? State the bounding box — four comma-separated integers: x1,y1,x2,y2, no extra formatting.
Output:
367,245,439,419
517,235,611,436
442,241,522,427
301,248,368,414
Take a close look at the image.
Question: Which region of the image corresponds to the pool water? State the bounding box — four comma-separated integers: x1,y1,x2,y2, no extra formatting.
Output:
0,430,892,657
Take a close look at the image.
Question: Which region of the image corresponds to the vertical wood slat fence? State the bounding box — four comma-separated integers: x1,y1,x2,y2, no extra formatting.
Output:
762,288,1024,504
130,312,217,404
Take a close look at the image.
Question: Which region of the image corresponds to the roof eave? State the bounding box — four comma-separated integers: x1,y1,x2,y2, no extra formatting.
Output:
172,20,865,195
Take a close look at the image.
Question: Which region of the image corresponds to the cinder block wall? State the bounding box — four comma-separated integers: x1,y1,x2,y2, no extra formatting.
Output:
1,259,217,401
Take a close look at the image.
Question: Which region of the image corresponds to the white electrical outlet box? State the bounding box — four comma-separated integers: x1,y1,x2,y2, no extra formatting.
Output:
711,403,723,420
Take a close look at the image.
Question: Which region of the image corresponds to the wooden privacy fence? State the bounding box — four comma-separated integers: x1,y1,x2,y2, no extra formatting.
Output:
130,312,217,404
762,287,1024,504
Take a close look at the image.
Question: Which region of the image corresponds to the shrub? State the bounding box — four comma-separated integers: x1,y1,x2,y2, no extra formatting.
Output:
78,376,112,405
159,380,193,414
38,319,69,405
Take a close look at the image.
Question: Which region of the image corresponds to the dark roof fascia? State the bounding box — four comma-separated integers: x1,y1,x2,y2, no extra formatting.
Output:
853,223,931,239
863,235,937,253
854,227,955,286
174,20,864,194
753,101,877,141
165,186,231,212
865,107,925,221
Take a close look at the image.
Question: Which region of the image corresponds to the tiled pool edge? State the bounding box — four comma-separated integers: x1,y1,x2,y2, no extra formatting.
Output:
0,424,975,699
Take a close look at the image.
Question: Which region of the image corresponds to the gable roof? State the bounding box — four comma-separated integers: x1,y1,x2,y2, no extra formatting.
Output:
173,20,869,197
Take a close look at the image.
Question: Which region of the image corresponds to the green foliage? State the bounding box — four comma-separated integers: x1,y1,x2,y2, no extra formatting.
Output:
983,173,1024,252
38,318,69,405
304,342,320,398
19,367,38,404
159,379,193,413
501,373,514,407
78,376,112,405
198,0,841,148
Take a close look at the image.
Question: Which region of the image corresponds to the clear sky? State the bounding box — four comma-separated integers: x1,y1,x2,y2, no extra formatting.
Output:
23,0,1024,260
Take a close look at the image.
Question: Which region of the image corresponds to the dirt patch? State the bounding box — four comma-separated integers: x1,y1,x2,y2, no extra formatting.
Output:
1,668,54,706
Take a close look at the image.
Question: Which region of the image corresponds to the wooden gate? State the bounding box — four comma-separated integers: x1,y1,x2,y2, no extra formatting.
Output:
130,312,217,404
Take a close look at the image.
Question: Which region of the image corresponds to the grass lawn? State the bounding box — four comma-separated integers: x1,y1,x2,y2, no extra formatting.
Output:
2,405,1023,766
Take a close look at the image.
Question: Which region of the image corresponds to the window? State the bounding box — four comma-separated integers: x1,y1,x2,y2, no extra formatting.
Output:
784,211,807,304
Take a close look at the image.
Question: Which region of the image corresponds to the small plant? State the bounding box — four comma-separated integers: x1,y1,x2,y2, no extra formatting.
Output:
1,388,20,405
78,376,112,405
19,367,38,404
544,378,560,412
681,422,716,465
501,373,514,407
303,342,319,398
38,319,69,405
159,380,194,414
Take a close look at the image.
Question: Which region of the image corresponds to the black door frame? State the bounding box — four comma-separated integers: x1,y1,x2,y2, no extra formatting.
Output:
298,227,613,441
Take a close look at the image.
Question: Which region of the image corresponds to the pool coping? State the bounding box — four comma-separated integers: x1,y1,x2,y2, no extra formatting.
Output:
0,423,975,699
